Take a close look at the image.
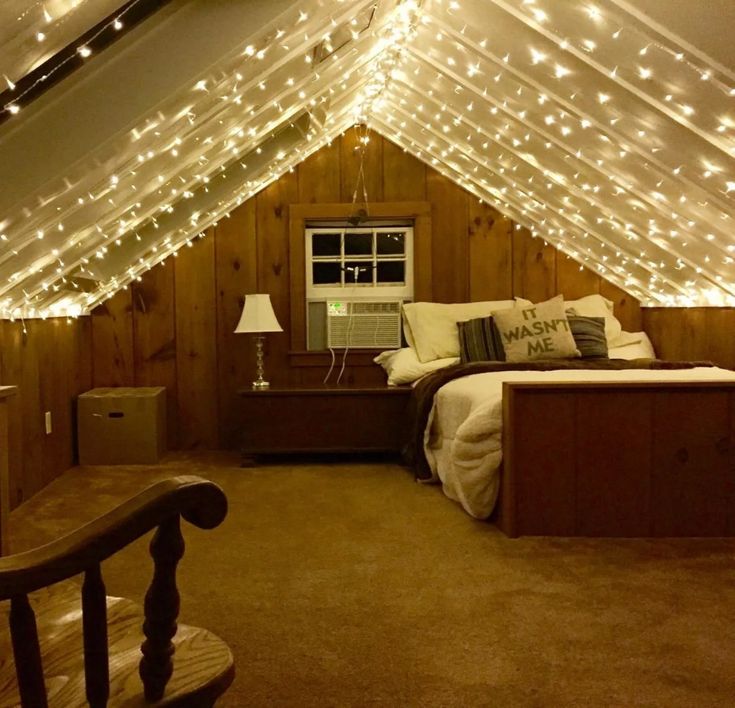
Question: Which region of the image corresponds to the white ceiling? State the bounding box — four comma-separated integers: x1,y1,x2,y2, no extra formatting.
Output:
0,0,125,90
0,0,734,318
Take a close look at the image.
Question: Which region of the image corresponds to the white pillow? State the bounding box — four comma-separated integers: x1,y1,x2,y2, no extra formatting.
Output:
402,300,516,362
517,293,623,345
608,331,642,348
608,332,656,359
374,348,459,385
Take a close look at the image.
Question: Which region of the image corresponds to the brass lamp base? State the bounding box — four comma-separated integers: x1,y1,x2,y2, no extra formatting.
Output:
251,335,270,391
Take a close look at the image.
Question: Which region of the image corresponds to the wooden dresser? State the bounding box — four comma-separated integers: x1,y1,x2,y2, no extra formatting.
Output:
0,386,17,555
237,385,411,460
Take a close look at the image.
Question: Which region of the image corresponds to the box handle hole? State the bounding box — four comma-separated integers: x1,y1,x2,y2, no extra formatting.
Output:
108,411,125,419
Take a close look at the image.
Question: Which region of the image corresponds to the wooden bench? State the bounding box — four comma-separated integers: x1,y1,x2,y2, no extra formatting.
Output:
0,476,234,707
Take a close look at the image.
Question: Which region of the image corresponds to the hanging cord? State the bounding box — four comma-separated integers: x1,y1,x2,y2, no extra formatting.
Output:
337,267,361,384
349,123,371,222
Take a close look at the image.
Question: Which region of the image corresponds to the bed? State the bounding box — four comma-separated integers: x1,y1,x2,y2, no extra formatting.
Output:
377,295,735,537
411,362,735,536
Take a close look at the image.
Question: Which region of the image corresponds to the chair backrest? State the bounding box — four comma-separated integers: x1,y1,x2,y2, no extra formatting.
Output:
0,476,234,707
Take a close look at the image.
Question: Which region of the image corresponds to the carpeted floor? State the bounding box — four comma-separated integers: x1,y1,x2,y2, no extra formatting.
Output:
8,451,735,707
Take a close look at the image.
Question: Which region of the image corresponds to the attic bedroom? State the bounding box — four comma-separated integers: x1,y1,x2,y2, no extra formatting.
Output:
1,0,735,705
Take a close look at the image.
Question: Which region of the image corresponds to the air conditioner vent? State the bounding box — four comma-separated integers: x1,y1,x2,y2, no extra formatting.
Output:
326,300,402,348
351,301,400,315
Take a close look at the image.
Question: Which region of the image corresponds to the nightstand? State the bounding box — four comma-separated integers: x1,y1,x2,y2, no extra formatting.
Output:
237,385,412,460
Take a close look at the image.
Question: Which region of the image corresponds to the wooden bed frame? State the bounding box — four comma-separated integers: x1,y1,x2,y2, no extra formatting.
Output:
497,381,735,538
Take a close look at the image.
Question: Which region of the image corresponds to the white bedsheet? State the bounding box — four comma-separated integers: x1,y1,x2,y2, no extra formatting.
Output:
424,366,735,519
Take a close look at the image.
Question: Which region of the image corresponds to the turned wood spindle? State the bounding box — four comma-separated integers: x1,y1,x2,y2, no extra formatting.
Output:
82,563,110,707
139,514,185,701
10,593,48,708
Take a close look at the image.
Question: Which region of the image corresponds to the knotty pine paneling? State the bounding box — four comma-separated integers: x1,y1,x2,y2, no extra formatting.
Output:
0,318,92,509
512,226,556,303
427,170,469,303
382,139,426,201
468,201,512,301
556,255,600,300
215,205,257,449
132,259,178,450
175,232,218,450
643,308,735,370
90,286,134,387
299,139,341,204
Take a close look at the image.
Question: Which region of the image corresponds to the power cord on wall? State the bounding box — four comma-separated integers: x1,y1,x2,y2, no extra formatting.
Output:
336,266,362,385
324,264,378,385
322,347,336,385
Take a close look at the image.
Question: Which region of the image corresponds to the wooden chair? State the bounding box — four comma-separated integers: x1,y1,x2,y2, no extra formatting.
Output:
0,475,234,707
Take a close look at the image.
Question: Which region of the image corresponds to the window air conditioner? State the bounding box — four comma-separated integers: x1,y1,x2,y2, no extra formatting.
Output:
326,300,402,349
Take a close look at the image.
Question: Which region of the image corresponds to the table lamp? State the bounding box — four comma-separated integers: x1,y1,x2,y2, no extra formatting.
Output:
234,294,283,389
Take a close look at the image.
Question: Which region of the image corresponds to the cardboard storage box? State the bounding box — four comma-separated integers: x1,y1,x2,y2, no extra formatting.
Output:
78,387,166,465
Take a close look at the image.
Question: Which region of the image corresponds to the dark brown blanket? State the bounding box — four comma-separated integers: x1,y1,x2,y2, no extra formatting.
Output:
405,358,715,481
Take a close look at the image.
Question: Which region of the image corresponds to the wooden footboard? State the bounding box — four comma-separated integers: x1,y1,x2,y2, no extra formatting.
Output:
498,381,735,538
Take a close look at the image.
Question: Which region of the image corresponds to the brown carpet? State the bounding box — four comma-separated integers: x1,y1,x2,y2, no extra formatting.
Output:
8,452,735,707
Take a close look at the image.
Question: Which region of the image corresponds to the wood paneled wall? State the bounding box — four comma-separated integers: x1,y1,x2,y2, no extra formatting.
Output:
0,318,92,508
89,126,642,449
643,308,735,371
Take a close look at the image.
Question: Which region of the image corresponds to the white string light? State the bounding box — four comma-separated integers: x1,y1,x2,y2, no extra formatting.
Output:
1,0,735,318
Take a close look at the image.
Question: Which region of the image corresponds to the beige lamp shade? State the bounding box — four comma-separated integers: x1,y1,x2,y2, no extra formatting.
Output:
234,294,283,334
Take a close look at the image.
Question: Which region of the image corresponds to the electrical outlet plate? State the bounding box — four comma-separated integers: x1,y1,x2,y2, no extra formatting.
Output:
44,411,52,435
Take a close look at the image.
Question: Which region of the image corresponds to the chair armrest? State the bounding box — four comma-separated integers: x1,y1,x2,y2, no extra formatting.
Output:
0,475,227,599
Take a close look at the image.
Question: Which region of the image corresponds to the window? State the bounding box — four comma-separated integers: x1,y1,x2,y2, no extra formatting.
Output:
305,226,413,299
305,224,414,350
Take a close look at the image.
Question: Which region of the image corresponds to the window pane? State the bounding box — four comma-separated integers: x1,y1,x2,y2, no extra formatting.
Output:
312,233,341,256
312,262,342,285
376,261,405,284
344,261,373,283
344,232,372,256
377,232,405,255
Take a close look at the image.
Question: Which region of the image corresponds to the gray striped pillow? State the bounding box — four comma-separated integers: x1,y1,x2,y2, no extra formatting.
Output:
568,315,608,358
457,316,506,363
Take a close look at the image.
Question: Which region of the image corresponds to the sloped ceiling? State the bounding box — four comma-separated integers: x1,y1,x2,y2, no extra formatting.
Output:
1,0,125,93
1,0,734,319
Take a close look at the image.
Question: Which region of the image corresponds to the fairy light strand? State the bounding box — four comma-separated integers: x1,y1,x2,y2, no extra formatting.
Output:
2,0,735,318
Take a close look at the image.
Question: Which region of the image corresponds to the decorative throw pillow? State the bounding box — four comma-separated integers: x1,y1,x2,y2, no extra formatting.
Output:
564,294,622,345
457,316,506,363
568,316,608,358
518,293,624,346
492,295,580,362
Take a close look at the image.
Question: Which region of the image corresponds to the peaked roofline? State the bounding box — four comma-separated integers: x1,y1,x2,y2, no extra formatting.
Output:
1,0,734,319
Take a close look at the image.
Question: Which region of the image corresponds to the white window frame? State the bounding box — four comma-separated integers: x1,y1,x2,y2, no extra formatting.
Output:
305,225,414,300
